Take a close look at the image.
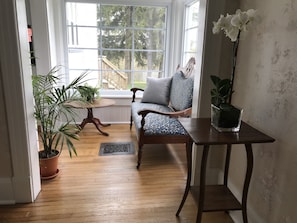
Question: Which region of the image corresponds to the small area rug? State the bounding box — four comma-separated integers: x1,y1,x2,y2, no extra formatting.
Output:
99,142,135,156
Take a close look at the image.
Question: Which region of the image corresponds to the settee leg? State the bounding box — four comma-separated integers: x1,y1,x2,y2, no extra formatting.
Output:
137,144,143,169
130,115,133,130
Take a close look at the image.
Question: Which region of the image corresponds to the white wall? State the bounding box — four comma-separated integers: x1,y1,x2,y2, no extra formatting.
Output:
191,0,297,222
29,0,52,74
71,97,133,124
0,0,41,204
223,0,297,222
192,0,239,185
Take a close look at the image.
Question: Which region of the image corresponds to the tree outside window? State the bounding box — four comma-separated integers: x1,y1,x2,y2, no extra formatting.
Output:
66,2,167,90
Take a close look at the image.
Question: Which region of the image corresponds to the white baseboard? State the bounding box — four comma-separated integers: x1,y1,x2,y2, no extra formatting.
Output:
0,200,15,205
0,178,15,204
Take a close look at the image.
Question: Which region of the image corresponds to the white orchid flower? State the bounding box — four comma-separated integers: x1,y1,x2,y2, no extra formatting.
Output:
246,9,256,20
212,21,221,34
210,8,256,103
212,9,256,42
225,26,239,42
231,11,249,30
222,14,233,28
212,15,225,33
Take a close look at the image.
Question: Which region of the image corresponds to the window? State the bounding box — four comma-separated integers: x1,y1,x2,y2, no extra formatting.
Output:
182,0,199,65
65,2,167,91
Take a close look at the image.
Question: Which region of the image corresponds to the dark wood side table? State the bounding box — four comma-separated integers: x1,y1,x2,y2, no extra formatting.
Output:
176,118,275,223
65,98,115,136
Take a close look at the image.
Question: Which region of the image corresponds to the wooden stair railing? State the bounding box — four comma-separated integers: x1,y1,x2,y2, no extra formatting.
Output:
98,57,128,90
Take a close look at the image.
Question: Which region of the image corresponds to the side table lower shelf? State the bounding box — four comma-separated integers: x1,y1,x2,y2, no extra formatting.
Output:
176,118,275,223
191,185,242,212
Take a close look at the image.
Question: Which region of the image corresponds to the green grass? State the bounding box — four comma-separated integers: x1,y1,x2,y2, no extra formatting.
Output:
129,82,146,89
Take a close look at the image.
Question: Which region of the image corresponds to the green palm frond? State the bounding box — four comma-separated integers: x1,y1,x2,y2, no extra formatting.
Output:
32,66,88,158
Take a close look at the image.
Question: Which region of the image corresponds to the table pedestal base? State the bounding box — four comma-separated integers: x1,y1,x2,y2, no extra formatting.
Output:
79,108,110,136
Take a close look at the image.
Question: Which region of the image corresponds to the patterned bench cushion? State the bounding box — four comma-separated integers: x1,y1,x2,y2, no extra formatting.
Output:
131,102,187,137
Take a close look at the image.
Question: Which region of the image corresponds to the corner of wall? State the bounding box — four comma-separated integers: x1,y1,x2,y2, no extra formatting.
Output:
0,178,15,205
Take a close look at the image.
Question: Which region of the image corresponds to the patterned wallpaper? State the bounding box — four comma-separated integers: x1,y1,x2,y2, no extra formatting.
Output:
228,0,297,222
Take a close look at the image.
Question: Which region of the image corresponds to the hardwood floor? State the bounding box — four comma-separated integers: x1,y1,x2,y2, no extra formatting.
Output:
0,124,234,223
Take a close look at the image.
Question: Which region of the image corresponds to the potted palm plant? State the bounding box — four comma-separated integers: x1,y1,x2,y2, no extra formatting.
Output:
32,66,88,179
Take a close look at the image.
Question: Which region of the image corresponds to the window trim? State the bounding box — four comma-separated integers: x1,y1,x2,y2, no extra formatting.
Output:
60,0,173,96
182,0,199,65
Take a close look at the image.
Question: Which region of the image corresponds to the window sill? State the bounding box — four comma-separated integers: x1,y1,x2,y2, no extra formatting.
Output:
100,89,143,99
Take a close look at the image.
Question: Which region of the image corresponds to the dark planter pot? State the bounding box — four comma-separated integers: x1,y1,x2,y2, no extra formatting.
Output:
39,150,60,180
211,104,243,132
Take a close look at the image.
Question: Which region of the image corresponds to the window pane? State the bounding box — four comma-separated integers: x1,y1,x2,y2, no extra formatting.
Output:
101,28,132,49
134,7,166,28
102,50,132,70
133,70,164,89
101,69,129,90
134,51,164,72
185,1,199,28
133,71,147,88
66,3,97,26
184,53,197,64
68,49,99,70
134,30,165,50
69,69,100,87
184,28,198,53
67,26,98,48
100,5,133,27
183,1,199,65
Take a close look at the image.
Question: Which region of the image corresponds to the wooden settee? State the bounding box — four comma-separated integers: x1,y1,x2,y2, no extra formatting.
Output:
130,70,194,168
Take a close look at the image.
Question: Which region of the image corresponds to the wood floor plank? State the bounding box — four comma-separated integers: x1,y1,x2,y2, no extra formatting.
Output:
0,124,234,223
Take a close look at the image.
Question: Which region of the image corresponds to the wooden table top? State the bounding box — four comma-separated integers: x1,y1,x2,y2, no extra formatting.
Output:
65,98,115,109
178,118,275,145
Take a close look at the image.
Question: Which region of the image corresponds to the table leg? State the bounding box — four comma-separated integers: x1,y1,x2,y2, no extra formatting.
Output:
176,139,193,216
196,145,209,223
79,108,111,136
224,144,232,186
242,143,253,223
91,117,110,136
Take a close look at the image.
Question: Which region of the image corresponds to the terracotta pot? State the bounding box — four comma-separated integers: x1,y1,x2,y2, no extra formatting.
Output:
39,150,60,180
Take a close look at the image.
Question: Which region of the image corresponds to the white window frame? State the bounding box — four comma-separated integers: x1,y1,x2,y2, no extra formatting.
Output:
58,0,173,97
182,0,199,65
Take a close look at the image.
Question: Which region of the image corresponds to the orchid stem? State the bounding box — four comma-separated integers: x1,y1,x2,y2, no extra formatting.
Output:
229,31,241,104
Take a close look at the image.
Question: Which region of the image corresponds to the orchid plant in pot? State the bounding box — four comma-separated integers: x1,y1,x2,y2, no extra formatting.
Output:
210,9,256,132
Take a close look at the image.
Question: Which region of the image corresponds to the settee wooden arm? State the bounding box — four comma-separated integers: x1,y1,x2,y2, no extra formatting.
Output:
131,88,144,103
138,107,192,119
